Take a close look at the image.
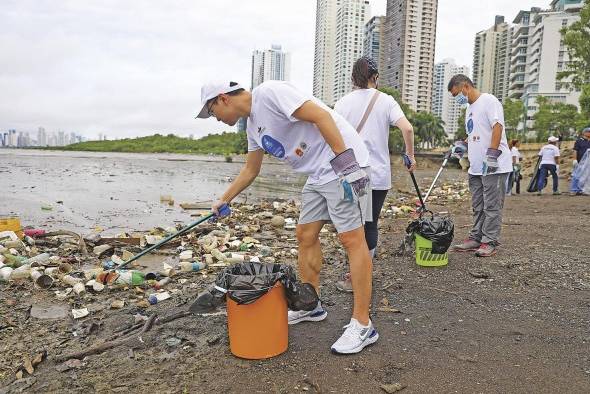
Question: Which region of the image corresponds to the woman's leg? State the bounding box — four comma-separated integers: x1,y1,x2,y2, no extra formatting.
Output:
363,189,389,255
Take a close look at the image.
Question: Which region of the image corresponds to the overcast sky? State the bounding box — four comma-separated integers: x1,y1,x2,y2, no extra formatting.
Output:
1,0,544,140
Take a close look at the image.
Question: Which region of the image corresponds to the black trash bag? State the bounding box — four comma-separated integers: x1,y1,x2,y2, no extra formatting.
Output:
189,262,318,314
406,214,454,254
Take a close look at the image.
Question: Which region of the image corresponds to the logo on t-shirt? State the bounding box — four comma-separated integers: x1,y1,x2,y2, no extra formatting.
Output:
257,126,266,134
261,135,285,159
295,141,308,157
467,118,474,135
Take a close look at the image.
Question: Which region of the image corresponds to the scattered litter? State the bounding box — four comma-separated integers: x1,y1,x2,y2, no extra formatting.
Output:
380,383,406,393
71,308,89,319
110,300,125,309
148,291,171,305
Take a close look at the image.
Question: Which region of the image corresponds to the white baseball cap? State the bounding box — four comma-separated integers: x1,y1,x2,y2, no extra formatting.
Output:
195,81,244,119
548,136,559,142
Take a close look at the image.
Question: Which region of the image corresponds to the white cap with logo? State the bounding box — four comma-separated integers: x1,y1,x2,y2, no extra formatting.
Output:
195,82,244,119
548,136,559,142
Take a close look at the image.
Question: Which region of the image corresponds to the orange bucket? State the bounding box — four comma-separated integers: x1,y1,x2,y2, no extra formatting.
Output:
226,283,288,359
0,216,23,239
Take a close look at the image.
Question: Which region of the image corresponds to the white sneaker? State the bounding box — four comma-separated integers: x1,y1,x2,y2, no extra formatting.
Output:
288,302,327,325
331,318,379,354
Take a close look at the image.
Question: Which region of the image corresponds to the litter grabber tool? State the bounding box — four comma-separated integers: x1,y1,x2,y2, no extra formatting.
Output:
402,154,427,212
421,141,467,209
422,150,451,205
115,204,231,271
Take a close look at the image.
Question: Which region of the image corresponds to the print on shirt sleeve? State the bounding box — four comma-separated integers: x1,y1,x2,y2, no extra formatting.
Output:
261,134,286,159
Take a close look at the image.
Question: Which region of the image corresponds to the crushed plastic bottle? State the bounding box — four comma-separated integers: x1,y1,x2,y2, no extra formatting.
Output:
115,271,145,286
180,261,206,272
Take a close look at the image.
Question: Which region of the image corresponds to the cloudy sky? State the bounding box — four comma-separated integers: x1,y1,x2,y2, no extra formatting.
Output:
1,0,543,140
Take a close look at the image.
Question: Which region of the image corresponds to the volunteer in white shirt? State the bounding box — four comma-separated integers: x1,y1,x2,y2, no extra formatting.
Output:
448,74,511,257
507,139,522,195
195,80,378,354
333,56,416,292
536,136,561,195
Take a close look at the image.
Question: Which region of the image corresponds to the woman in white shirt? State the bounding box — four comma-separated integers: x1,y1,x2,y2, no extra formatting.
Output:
334,56,416,292
507,139,522,195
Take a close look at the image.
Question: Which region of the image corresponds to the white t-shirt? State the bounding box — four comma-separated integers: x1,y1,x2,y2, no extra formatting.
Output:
511,147,521,164
538,144,560,165
334,89,405,190
246,81,369,186
464,93,512,175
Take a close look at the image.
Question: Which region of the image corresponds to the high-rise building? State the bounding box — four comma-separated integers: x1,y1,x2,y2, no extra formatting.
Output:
432,59,470,138
250,44,291,90
239,44,291,132
508,8,541,101
363,16,386,76
37,127,47,147
333,0,370,101
520,0,583,130
472,16,512,102
382,0,438,112
8,129,17,147
57,131,65,146
313,0,340,106
313,0,369,106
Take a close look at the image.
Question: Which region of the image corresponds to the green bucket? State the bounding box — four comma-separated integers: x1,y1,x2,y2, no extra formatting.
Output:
415,234,448,267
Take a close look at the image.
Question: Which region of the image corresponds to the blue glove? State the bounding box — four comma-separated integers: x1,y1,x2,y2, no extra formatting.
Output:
209,203,231,223
330,148,370,202
451,141,468,158
482,148,502,176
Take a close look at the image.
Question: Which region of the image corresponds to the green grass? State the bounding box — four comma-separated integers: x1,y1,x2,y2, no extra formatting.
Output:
56,132,248,155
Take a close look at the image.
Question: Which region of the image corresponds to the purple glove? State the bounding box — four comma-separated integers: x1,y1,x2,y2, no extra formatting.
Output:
482,148,502,176
330,148,370,202
451,141,468,158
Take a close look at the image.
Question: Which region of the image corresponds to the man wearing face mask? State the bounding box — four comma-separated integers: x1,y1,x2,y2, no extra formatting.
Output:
447,74,512,257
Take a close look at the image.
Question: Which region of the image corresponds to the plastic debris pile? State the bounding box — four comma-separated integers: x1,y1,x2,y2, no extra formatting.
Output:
0,200,311,318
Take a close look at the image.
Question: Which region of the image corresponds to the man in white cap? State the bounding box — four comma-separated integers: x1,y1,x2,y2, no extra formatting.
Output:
537,136,561,195
196,80,382,354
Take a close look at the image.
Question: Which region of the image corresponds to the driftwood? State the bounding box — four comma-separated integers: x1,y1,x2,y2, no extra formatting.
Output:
37,230,89,256
55,311,192,362
55,314,157,362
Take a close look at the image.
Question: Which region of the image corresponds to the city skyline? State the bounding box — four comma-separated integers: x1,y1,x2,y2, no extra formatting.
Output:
0,0,548,139
0,126,85,148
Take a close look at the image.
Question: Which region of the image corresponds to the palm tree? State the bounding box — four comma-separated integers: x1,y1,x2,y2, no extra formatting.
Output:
412,112,447,148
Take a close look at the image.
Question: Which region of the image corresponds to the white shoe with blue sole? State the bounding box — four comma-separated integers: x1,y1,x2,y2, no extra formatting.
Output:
288,302,327,325
331,318,379,354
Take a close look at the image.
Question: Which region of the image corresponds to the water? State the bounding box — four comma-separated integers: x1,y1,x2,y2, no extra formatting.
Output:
0,149,305,234
0,149,465,235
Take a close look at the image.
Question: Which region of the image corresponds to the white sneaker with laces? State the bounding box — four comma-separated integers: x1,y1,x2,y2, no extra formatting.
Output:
331,318,379,354
288,302,327,325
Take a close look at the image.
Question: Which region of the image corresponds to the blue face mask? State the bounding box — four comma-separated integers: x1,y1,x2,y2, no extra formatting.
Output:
455,91,468,106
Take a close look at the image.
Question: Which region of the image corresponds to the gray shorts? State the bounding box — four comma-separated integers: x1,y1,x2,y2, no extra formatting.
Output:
298,177,372,234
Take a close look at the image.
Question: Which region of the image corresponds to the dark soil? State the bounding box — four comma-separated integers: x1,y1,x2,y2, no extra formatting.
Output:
1,191,589,393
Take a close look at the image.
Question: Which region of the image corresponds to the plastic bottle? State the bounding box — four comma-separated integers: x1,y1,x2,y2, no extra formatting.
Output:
10,264,31,280
61,274,82,286
180,261,206,272
115,271,145,286
0,266,13,281
2,253,27,268
148,291,171,305
24,253,50,266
